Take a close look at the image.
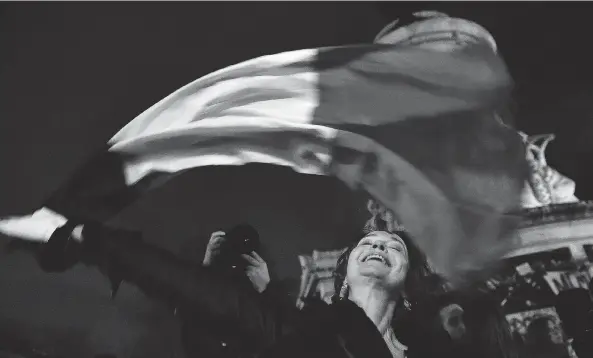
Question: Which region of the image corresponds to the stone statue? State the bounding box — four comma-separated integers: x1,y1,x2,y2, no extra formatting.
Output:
520,132,579,208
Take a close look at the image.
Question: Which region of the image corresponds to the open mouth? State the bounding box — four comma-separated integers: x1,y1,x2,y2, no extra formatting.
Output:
361,253,391,267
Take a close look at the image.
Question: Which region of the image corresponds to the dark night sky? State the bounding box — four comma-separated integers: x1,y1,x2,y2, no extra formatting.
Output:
0,2,592,358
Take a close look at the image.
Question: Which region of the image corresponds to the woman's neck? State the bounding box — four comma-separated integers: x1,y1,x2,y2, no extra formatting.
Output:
349,285,398,335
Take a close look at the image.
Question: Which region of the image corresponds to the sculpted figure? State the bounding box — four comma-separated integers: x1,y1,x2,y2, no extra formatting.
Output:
520,133,578,208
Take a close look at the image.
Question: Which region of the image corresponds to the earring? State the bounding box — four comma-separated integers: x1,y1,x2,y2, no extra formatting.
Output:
339,280,349,300
403,298,412,310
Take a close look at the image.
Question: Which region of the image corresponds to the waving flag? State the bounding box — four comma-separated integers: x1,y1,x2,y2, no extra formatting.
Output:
2,14,528,283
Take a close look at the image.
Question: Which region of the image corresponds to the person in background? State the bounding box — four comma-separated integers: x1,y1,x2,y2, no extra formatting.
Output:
179,225,286,358
461,292,524,358
555,288,593,358
399,289,524,358
524,315,571,358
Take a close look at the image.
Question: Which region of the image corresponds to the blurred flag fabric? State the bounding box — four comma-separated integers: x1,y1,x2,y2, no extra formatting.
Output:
2,14,528,283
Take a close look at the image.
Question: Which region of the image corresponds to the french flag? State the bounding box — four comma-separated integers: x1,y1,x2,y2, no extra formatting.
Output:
1,13,528,282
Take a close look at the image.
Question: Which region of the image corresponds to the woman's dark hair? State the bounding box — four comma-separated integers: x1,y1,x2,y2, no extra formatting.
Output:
331,227,435,305
524,316,566,350
463,293,524,358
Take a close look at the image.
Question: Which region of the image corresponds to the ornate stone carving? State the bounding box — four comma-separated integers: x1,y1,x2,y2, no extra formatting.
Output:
296,249,345,308
520,132,579,208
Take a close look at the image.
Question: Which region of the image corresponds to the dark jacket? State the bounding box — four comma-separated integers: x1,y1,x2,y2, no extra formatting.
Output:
178,271,289,358
36,222,398,358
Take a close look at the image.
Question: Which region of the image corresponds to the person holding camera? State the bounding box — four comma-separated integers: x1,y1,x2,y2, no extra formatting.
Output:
179,225,288,358
202,228,271,293
2,217,284,358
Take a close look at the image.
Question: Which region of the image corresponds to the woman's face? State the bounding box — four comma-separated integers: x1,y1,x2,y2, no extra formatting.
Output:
346,231,410,292
546,320,564,344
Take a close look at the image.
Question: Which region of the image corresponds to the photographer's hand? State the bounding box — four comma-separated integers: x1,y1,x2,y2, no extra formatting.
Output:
242,251,270,293
203,231,227,267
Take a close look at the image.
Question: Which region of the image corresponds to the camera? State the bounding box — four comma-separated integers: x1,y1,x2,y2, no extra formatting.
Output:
217,224,260,271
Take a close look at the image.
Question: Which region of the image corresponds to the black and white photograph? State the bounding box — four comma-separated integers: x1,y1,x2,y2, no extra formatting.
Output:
1,2,593,358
